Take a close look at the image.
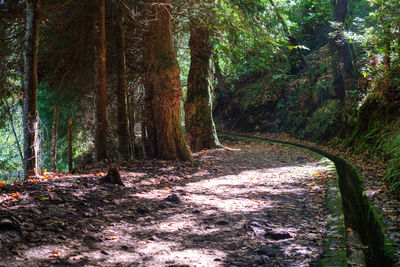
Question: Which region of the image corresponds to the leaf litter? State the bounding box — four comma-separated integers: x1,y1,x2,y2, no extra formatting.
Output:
0,138,332,266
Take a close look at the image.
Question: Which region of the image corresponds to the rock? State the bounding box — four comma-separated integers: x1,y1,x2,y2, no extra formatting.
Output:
31,208,42,215
0,210,22,239
264,229,291,240
164,194,181,203
175,189,187,195
257,245,278,257
215,219,229,226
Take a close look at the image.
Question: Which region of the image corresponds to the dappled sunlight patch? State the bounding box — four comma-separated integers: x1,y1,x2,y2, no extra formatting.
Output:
136,241,226,266
125,172,148,180
22,245,68,260
184,193,274,213
145,248,226,266
155,214,199,232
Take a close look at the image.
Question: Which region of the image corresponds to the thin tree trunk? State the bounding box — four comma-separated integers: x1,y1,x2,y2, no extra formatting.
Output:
140,102,147,159
23,0,40,179
51,105,60,171
68,118,72,172
127,92,136,159
114,4,130,160
94,0,108,161
184,24,221,152
214,58,227,91
2,99,23,165
143,0,191,161
332,0,354,98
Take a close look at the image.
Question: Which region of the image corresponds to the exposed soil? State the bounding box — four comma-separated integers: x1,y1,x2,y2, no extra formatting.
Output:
0,139,332,266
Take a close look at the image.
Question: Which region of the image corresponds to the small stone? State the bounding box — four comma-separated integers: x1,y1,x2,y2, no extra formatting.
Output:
215,220,229,226
31,208,42,215
257,246,277,257
164,194,181,203
264,229,291,240
136,206,148,214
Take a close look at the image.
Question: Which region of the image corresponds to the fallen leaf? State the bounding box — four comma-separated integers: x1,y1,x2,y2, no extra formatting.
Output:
11,192,21,198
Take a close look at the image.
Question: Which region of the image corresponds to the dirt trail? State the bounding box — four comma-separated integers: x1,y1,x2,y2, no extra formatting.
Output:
0,139,331,266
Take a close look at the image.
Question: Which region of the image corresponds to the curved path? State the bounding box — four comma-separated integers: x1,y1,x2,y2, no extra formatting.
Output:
1,138,337,266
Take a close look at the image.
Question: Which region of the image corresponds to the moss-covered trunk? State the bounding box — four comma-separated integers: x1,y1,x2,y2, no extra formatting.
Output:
23,0,40,179
142,0,191,161
184,25,221,152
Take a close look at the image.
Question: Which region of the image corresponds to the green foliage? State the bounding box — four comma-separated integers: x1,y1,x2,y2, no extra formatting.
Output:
382,125,400,192
301,100,341,141
37,82,93,171
0,98,22,175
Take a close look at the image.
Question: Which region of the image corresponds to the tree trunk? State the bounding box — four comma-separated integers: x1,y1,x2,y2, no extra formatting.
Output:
23,0,40,179
142,0,192,161
2,99,23,166
114,4,130,160
94,0,108,161
51,105,60,171
214,58,227,91
68,118,72,172
184,25,221,152
332,0,354,99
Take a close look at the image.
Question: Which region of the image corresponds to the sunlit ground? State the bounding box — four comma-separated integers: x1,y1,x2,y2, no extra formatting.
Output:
3,142,328,266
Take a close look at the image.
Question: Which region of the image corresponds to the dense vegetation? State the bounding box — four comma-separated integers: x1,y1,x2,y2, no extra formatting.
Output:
0,0,399,191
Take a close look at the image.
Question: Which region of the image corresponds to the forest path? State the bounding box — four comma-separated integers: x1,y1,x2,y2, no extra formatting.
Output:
0,138,331,266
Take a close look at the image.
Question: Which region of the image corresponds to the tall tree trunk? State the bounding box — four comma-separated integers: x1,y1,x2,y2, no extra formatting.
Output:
94,0,108,161
127,91,136,159
2,99,23,166
332,0,354,100
68,118,72,172
184,24,221,152
114,4,130,160
143,0,191,161
51,105,60,171
23,0,40,179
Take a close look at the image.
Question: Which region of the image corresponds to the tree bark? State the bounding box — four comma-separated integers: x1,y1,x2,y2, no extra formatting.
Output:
184,24,221,152
114,4,130,160
332,0,354,100
23,0,40,179
142,0,191,161
68,118,72,172
51,105,60,171
2,99,23,166
94,0,108,161
214,58,227,91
